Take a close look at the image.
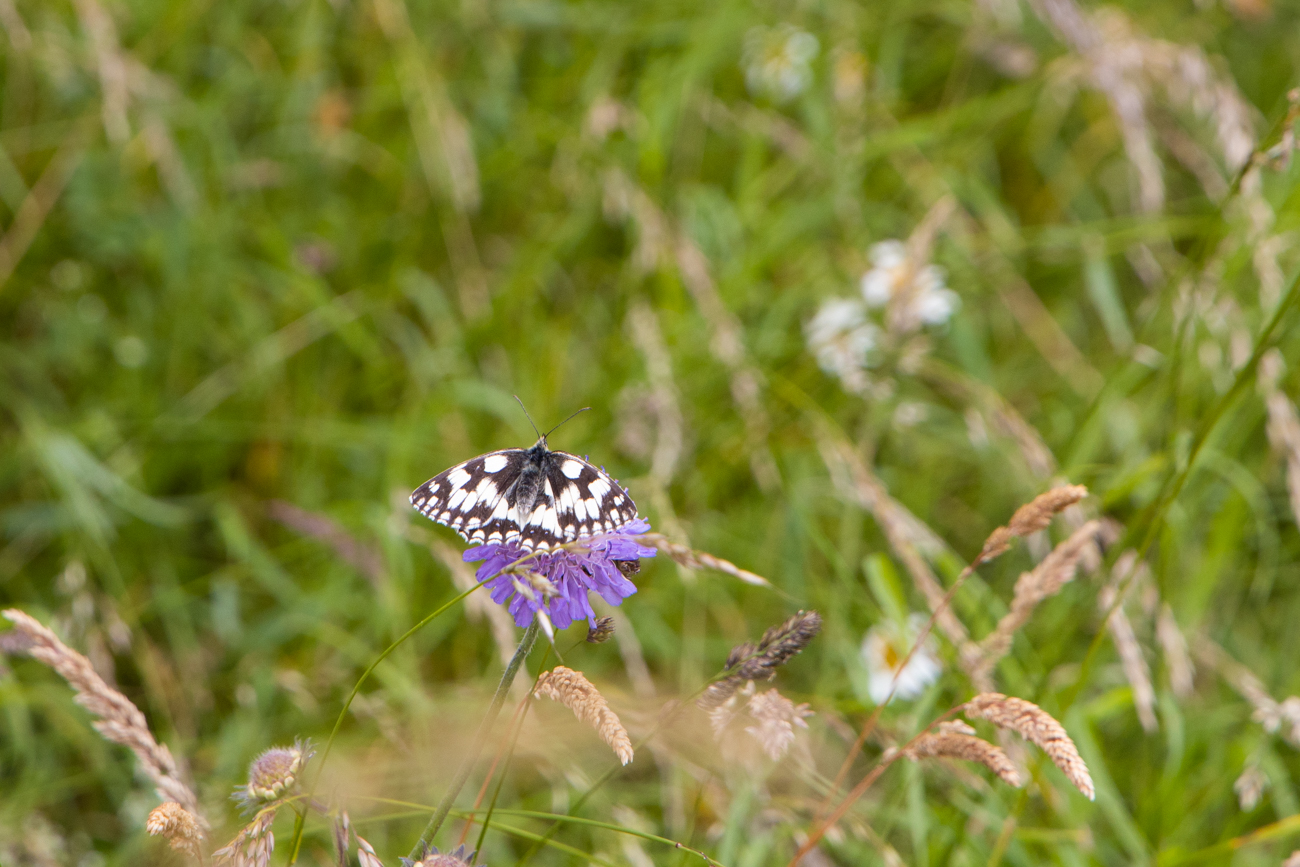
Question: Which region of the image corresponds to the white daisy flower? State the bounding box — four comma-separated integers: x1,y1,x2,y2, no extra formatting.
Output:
861,613,942,705
804,297,878,393
743,25,820,103
860,240,960,331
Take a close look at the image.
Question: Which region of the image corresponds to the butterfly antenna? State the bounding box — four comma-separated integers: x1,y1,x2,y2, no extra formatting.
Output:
514,396,543,440
545,407,591,439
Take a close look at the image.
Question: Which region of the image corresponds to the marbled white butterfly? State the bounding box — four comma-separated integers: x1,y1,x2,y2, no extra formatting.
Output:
410,407,639,552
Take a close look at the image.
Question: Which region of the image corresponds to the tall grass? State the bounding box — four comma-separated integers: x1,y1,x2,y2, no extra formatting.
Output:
2,0,1300,864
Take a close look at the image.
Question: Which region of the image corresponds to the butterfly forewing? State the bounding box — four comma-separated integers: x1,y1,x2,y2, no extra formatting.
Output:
544,450,638,540
410,440,638,551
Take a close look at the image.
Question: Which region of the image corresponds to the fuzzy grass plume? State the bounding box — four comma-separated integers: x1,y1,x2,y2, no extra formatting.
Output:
1,608,201,817
535,665,634,765
974,520,1103,687
976,484,1090,564
698,610,822,711
963,693,1095,800
146,802,204,861
902,720,1023,789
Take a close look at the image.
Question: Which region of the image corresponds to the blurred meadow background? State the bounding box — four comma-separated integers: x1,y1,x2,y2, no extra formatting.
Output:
3,0,1300,863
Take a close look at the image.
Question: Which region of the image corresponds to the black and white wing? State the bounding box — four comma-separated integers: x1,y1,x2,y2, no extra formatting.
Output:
542,451,638,541
412,446,640,551
409,449,530,547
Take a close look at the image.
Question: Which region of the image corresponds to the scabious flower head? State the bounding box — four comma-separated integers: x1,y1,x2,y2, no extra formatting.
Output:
860,240,959,331
742,24,820,102
401,843,476,867
861,614,942,705
804,297,878,394
235,739,313,809
465,518,656,630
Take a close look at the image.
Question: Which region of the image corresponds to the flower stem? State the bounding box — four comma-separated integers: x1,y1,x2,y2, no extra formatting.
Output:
411,620,541,858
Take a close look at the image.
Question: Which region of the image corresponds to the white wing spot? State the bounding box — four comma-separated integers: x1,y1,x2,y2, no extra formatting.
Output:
482,454,508,473
562,460,584,479
476,479,498,501
589,478,611,499
448,468,472,488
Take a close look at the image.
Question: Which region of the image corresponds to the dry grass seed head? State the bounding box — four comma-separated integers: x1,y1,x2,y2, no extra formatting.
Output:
214,810,276,867
146,802,203,858
978,484,1089,564
973,521,1104,691
357,834,385,867
1,608,202,818
699,610,822,711
904,727,1023,789
535,666,634,765
744,688,813,761
737,610,822,681
963,693,1095,799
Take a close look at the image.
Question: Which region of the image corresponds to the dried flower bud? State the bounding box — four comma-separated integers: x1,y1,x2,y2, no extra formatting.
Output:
586,616,616,643
237,739,313,807
147,802,203,857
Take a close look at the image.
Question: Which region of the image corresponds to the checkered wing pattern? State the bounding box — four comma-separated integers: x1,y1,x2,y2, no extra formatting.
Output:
410,446,638,551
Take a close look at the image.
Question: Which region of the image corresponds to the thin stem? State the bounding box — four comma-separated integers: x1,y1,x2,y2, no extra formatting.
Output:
411,620,540,858
288,581,486,864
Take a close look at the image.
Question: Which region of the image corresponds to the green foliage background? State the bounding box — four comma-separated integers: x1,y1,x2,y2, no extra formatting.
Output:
2,0,1300,864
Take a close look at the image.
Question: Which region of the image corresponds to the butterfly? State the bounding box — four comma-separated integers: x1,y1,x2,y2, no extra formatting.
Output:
410,411,639,552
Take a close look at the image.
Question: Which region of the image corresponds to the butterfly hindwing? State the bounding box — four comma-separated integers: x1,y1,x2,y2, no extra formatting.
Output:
410,440,638,551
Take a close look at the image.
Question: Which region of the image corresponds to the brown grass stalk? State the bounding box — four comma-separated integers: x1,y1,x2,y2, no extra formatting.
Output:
1156,603,1195,699
1099,553,1158,732
268,500,384,588
973,519,1103,690
1260,349,1300,531
602,167,779,491
535,666,634,766
963,693,1095,800
0,121,88,294
818,483,1089,831
1194,639,1300,746
427,538,520,673
636,533,771,587
2,608,201,818
816,430,973,652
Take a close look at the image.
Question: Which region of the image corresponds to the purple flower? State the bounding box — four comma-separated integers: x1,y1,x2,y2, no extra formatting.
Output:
464,518,656,630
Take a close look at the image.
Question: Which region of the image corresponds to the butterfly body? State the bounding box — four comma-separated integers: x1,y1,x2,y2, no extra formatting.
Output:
410,434,639,552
